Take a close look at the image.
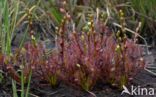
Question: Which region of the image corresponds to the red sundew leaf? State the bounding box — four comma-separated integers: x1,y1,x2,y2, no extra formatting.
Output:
0,54,4,66
7,64,20,83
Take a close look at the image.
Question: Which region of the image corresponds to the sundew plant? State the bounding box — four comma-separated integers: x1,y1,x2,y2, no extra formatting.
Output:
0,0,148,96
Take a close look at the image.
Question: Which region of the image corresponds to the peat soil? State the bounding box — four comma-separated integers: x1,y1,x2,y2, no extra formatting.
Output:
0,49,156,97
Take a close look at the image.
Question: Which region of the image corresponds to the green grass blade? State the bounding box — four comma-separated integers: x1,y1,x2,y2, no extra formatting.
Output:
3,0,10,55
50,7,63,24
12,80,18,97
25,70,32,97
21,69,24,97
